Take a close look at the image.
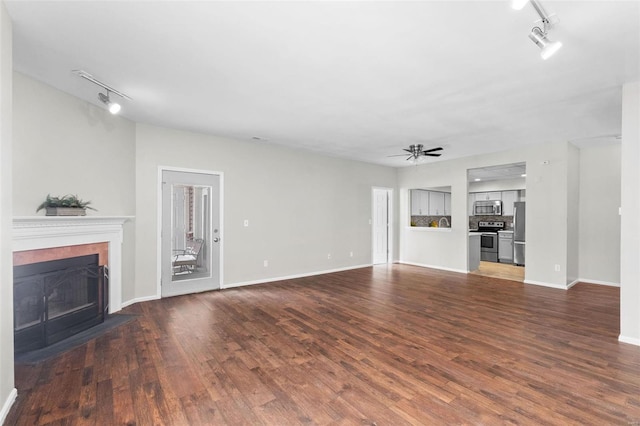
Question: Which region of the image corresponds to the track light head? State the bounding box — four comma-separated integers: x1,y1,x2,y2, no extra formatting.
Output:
511,0,529,10
528,26,562,60
98,91,121,114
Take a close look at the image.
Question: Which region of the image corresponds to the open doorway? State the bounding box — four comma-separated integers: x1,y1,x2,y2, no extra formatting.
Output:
467,163,526,282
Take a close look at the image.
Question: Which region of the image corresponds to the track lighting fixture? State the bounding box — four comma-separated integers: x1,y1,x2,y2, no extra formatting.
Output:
514,0,562,60
98,91,121,114
72,69,131,114
528,27,562,60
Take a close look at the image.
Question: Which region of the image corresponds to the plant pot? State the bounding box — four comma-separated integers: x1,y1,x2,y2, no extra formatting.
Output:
45,207,86,216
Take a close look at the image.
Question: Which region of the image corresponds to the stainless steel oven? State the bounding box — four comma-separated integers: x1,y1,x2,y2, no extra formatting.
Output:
477,221,504,262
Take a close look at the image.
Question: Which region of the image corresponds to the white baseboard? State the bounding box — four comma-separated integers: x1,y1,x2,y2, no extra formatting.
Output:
398,260,468,274
120,295,160,309
1,388,17,425
618,334,640,346
523,279,569,290
577,278,620,287
567,279,579,289
222,264,373,289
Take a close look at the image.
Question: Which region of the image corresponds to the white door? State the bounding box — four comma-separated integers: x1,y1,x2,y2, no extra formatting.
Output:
372,188,391,264
161,169,221,297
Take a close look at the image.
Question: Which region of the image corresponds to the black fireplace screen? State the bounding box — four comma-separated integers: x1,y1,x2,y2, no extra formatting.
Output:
13,254,108,354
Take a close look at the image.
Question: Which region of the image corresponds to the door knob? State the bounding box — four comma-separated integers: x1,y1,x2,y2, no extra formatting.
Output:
213,237,220,243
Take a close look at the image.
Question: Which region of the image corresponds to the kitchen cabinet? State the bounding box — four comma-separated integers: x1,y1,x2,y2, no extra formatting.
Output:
468,193,475,216
498,231,514,263
501,190,519,216
469,233,481,271
444,192,451,215
428,191,445,215
411,190,429,215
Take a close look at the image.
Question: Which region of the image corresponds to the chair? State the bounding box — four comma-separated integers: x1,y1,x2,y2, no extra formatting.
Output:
172,238,204,274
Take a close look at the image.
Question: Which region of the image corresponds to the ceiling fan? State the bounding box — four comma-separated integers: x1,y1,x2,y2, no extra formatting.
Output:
389,144,443,161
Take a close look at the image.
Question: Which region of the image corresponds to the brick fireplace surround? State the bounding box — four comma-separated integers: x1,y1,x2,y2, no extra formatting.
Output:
12,217,132,313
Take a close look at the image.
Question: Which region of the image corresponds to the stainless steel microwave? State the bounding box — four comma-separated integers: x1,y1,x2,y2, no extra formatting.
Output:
473,200,502,216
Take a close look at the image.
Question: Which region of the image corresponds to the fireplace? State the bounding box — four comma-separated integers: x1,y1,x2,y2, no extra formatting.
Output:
12,216,130,358
13,254,109,354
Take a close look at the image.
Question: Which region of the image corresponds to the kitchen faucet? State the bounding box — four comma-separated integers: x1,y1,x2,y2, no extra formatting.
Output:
439,217,450,228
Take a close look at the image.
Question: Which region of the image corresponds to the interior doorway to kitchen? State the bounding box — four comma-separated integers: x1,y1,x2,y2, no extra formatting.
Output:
467,163,526,282
372,187,393,264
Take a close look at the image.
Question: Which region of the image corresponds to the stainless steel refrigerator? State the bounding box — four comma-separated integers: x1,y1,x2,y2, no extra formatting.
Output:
513,201,526,266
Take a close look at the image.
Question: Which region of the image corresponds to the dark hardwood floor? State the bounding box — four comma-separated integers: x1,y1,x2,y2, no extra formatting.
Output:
7,264,640,425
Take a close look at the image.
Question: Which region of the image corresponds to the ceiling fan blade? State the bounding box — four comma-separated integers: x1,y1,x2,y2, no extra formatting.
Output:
403,148,413,153
387,154,411,157
422,147,443,154
424,153,442,157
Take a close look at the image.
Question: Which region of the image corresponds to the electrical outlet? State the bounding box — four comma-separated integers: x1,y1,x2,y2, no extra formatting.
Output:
244,219,249,227
264,260,268,267
554,264,561,272
349,251,353,257
327,253,332,260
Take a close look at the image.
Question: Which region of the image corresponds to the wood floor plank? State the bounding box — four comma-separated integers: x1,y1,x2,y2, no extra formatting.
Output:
7,264,640,425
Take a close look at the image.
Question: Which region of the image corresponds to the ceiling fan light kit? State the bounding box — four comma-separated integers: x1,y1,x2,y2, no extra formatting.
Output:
389,144,443,163
514,0,562,60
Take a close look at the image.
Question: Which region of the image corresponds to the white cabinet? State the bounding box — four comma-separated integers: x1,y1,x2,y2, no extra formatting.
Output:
411,190,429,215
468,193,475,216
444,192,451,215
469,233,481,271
501,190,519,216
498,231,514,263
429,191,445,215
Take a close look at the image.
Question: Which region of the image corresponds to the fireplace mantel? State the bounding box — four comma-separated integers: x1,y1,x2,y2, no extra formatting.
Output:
13,216,133,313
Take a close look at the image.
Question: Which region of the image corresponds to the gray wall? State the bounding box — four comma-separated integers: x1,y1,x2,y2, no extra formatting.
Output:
578,143,621,285
134,123,398,299
566,143,580,285
398,141,577,288
398,140,622,289
12,73,137,303
0,3,13,421
620,81,640,344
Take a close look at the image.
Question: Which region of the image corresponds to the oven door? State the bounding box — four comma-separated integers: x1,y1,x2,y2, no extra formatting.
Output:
480,233,497,251
480,232,498,262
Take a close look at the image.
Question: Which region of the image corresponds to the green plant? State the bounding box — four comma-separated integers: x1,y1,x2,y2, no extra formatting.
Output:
36,194,97,212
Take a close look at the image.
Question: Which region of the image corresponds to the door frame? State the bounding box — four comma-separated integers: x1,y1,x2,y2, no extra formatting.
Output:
156,166,224,298
371,187,394,264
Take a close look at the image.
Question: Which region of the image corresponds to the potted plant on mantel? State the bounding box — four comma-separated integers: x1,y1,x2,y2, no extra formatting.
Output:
36,194,97,216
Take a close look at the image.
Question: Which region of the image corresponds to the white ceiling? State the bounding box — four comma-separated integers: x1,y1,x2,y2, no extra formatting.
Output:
5,1,639,167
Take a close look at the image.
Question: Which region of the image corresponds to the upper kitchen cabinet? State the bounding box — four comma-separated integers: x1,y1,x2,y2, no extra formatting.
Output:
410,189,429,215
428,191,445,215
482,191,502,200
501,190,519,216
444,192,451,215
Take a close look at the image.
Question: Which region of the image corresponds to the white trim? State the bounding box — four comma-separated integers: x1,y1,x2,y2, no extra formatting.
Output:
577,278,620,287
13,216,132,313
398,260,468,274
120,295,160,309
157,166,224,298
618,334,640,346
222,264,372,289
567,279,579,289
523,279,568,290
0,388,17,425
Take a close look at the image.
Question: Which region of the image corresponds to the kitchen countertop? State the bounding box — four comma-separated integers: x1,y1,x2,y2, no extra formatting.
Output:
498,230,514,233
